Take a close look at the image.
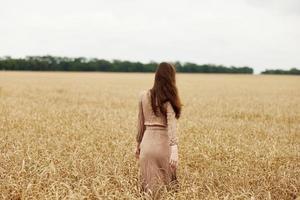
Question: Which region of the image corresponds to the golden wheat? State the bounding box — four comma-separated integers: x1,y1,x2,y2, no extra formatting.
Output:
0,71,299,199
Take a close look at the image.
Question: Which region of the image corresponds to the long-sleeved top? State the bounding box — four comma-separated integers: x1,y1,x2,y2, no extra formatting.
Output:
136,90,178,146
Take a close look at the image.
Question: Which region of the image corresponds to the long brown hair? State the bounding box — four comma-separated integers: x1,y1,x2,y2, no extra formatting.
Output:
150,62,182,119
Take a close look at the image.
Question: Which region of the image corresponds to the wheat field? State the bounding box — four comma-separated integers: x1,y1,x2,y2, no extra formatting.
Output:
0,71,299,200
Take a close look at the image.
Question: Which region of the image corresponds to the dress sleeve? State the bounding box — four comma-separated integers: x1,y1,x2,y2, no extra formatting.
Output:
166,102,178,146
136,92,146,144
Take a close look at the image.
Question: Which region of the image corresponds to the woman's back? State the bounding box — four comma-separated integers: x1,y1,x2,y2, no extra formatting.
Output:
137,89,178,147
139,90,167,127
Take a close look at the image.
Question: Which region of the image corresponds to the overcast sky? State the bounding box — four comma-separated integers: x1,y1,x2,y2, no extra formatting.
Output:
0,0,299,73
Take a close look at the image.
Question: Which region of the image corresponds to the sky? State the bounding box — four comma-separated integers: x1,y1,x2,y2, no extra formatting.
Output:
0,0,299,73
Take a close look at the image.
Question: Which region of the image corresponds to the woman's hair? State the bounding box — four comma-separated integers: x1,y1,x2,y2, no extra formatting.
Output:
150,62,182,119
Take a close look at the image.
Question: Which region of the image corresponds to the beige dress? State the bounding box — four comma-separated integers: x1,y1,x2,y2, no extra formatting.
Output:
136,89,178,195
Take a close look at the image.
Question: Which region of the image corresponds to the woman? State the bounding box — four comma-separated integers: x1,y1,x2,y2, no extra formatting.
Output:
135,62,182,197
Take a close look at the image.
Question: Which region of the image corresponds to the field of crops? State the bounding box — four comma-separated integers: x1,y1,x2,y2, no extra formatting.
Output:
0,71,299,199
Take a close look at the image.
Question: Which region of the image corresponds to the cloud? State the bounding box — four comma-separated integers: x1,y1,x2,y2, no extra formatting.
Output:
0,0,299,73
245,0,300,16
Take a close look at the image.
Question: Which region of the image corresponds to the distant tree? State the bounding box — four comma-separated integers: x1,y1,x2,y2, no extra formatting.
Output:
261,68,300,75
0,55,254,74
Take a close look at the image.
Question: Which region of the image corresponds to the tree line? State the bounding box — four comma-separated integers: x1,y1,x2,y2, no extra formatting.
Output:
261,68,300,75
0,56,254,74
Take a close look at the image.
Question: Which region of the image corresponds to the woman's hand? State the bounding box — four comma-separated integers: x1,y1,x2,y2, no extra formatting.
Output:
135,143,141,159
169,145,178,169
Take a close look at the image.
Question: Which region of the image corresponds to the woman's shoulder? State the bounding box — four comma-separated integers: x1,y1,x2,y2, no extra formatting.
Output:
138,89,150,100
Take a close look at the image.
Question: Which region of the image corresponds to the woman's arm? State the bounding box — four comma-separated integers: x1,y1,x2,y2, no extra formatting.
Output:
166,102,178,146
135,92,146,158
166,101,179,168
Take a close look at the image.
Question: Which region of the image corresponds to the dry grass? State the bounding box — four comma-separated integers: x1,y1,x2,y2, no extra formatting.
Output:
0,71,299,200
